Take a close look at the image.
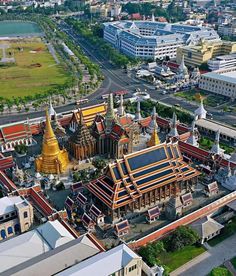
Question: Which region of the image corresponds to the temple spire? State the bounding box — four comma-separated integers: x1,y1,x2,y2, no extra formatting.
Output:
186,120,198,147
118,94,125,117
151,12,155,22
148,106,158,133
194,96,207,120
49,97,56,118
35,109,69,174
105,93,116,133
134,99,142,121
211,129,222,154
227,161,232,177
147,120,160,147
44,109,56,140
168,112,179,138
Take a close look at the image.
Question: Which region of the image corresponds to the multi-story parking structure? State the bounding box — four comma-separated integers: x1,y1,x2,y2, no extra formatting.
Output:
103,21,219,60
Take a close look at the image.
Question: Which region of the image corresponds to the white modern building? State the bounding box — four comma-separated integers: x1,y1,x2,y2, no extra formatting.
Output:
57,243,143,276
208,53,236,71
0,220,75,275
103,20,220,60
1,231,105,276
199,67,236,100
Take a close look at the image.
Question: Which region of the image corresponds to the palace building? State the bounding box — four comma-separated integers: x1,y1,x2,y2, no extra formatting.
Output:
35,110,69,175
87,142,200,221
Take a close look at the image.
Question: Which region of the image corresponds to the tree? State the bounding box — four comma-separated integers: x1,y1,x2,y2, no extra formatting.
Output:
138,241,166,267
15,144,27,155
164,226,199,252
92,158,107,171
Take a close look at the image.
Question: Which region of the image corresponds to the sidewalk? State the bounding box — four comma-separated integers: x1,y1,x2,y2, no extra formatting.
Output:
170,233,236,276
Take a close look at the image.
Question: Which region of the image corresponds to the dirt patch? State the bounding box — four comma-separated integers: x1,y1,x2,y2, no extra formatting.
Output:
29,63,42,68
34,47,43,52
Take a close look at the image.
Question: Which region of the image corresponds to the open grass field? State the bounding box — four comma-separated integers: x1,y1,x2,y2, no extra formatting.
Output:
0,38,71,99
159,245,205,272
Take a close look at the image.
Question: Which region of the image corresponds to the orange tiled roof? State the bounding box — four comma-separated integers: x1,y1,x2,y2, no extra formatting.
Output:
0,123,32,144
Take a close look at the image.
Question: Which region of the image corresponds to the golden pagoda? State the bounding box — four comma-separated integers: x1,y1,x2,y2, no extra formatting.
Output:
35,109,69,174
147,124,160,147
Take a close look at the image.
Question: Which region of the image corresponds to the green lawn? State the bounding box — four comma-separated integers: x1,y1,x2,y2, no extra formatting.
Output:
175,90,227,107
199,137,235,155
159,245,205,272
0,38,71,99
208,218,236,247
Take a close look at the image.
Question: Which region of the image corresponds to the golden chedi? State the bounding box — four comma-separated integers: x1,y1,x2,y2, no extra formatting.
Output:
147,115,160,147
147,127,160,147
35,109,69,174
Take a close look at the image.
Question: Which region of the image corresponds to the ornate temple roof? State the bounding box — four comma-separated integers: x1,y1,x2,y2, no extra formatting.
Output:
70,113,96,146
87,142,200,210
71,103,107,127
0,122,32,145
92,112,133,143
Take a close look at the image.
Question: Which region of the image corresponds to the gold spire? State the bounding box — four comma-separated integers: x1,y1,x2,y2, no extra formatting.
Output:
147,125,160,147
35,109,69,174
44,109,56,140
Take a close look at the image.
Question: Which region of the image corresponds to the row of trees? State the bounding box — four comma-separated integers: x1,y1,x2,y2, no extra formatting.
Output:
125,99,193,124
66,18,140,69
138,226,200,274
122,1,187,22
0,14,102,112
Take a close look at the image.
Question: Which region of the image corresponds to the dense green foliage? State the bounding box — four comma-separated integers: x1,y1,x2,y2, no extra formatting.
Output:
199,137,234,154
139,226,201,274
122,1,187,22
66,18,140,68
92,158,107,172
125,99,193,124
163,226,199,252
14,144,28,155
139,241,166,267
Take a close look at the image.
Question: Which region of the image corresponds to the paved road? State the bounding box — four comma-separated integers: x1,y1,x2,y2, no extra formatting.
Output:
171,234,236,276
1,20,236,127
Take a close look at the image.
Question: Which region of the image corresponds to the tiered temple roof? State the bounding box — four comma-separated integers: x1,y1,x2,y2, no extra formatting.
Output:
0,122,32,146
70,114,96,147
87,142,200,210
71,103,107,127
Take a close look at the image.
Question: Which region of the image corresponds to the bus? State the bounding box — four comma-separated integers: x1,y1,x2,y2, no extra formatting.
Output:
101,94,109,100
76,98,89,105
